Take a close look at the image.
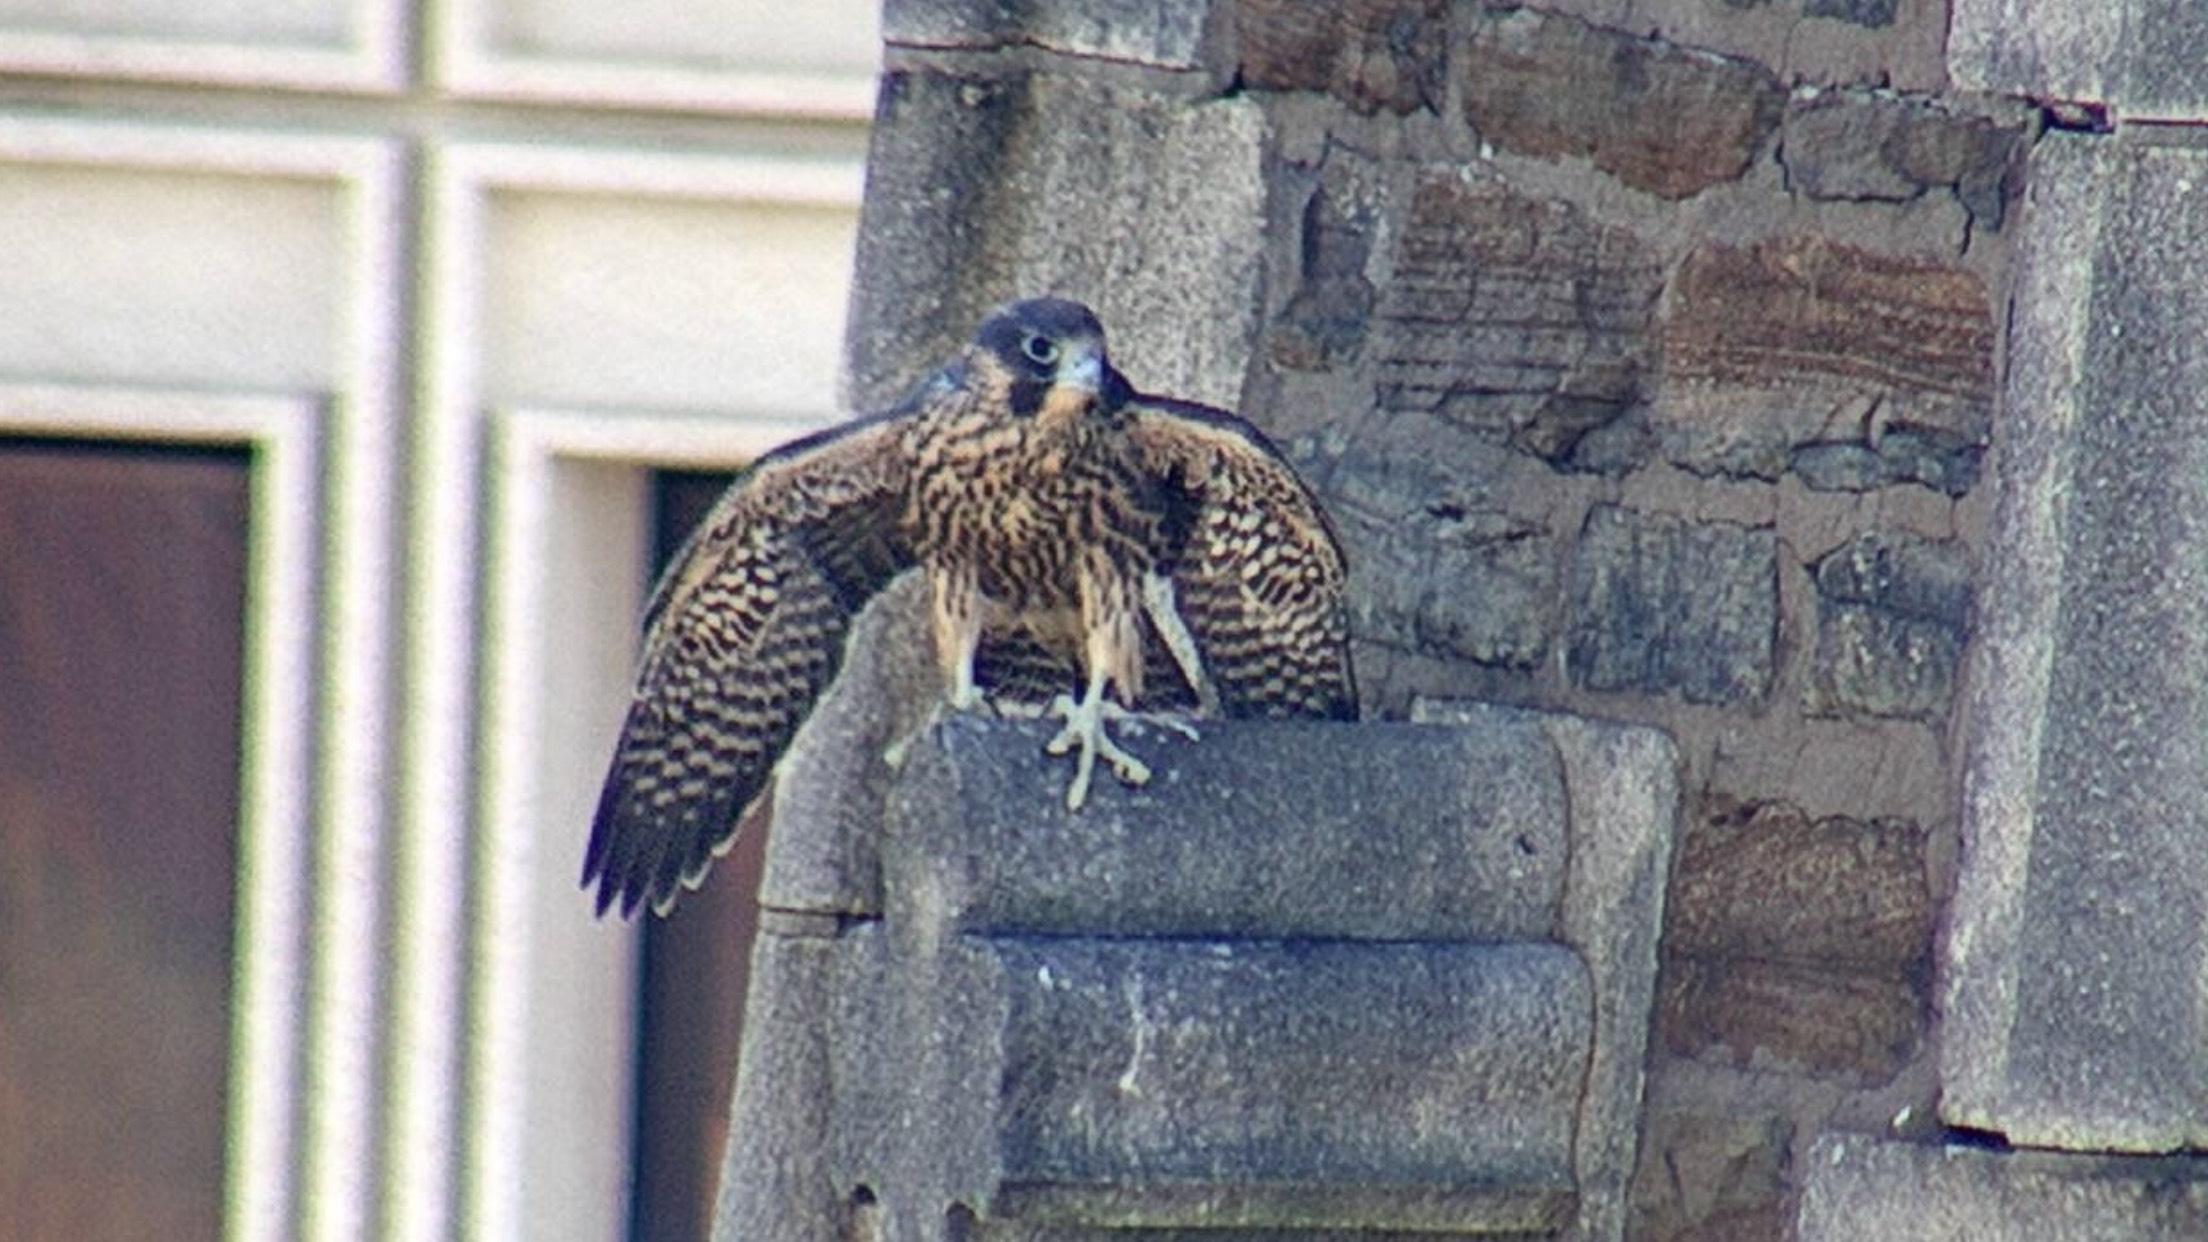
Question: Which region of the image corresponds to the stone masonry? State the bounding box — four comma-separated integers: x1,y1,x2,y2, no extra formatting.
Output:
715,0,2208,1237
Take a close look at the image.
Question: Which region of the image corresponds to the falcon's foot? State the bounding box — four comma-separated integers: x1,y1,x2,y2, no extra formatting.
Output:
1044,693,1194,809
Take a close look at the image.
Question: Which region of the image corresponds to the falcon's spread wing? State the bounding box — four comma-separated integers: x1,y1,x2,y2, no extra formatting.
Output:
582,415,913,918
1124,396,1358,720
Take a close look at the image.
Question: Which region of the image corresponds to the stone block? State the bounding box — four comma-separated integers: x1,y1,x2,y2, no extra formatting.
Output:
1657,957,1923,1082
1658,801,1930,1080
1805,0,1897,25
1629,1106,1793,1242
762,574,941,915
1781,91,2026,228
1266,165,1381,374
848,71,1265,413
1797,1133,2208,1241
1289,425,1557,670
1943,133,2208,1153
1808,530,1972,720
834,924,1588,1235
1667,801,1932,967
1567,505,1777,706
1231,0,1449,115
725,699,1677,1241
1951,0,2208,121
1652,237,1995,493
713,917,849,1242
1463,9,1784,199
884,0,1217,69
1373,173,1662,470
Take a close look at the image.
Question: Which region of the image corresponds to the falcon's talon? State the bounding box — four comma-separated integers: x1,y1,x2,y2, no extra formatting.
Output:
1046,691,1155,809
1131,712,1201,742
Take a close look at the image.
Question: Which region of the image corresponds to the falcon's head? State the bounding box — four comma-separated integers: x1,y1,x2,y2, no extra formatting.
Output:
971,297,1122,425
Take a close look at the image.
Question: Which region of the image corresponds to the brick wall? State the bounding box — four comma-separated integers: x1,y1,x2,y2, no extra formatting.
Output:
857,2,2039,1236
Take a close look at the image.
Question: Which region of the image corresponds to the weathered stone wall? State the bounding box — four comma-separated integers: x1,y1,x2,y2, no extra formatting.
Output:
850,2,2038,1237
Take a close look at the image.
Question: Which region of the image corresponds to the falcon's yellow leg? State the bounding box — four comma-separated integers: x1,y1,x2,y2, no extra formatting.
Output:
1045,666,1154,810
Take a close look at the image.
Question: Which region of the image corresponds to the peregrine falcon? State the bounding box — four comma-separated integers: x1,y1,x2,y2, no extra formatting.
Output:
583,297,1356,917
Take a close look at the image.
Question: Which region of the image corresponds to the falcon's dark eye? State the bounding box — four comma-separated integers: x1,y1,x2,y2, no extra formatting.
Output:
1021,334,1060,367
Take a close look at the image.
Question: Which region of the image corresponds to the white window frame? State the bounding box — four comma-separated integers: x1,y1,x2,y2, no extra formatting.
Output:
0,117,404,1242
0,0,407,93
433,0,876,118
414,142,860,1242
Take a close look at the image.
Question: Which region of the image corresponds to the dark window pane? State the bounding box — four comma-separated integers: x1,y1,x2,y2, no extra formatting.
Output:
629,469,765,1242
0,437,249,1242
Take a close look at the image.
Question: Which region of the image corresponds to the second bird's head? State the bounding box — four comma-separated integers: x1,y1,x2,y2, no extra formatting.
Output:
972,297,1125,423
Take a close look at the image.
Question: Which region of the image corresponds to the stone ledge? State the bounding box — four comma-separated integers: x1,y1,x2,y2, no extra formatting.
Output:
1797,1133,2208,1241
888,716,1569,942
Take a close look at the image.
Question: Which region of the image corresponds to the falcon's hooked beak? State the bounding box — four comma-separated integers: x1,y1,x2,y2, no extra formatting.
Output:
1056,340,1104,395
1038,339,1107,426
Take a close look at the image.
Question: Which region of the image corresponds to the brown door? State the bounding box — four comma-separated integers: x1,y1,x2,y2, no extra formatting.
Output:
0,437,250,1241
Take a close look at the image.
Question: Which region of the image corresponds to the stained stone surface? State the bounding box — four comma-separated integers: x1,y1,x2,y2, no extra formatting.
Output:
1232,0,1450,115
1372,173,1663,468
722,667,1676,1240
1463,8,1785,199
1780,91,2026,228
1651,237,1995,492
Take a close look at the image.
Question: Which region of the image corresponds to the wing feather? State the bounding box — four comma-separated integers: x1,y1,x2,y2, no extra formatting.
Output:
1121,396,1358,720
583,415,913,917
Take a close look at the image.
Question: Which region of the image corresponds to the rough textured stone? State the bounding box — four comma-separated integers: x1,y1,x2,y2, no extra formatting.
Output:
1292,427,1555,670
1464,10,1784,199
1781,92,2026,228
1808,531,1972,720
1668,801,1933,967
849,71,1265,412
1567,505,1777,705
1944,134,2208,1153
1266,160,1381,373
1653,237,1995,492
837,924,1587,1235
1373,173,1663,470
726,677,1677,1240
1951,0,2208,120
1630,1107,1793,1242
1658,957,1923,1081
1233,0,1449,115
1804,0,1897,26
1658,801,1930,1081
883,0,1218,69
1797,1133,2208,1241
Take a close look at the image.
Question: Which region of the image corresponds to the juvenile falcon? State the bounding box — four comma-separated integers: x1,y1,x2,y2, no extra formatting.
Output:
583,297,1356,917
